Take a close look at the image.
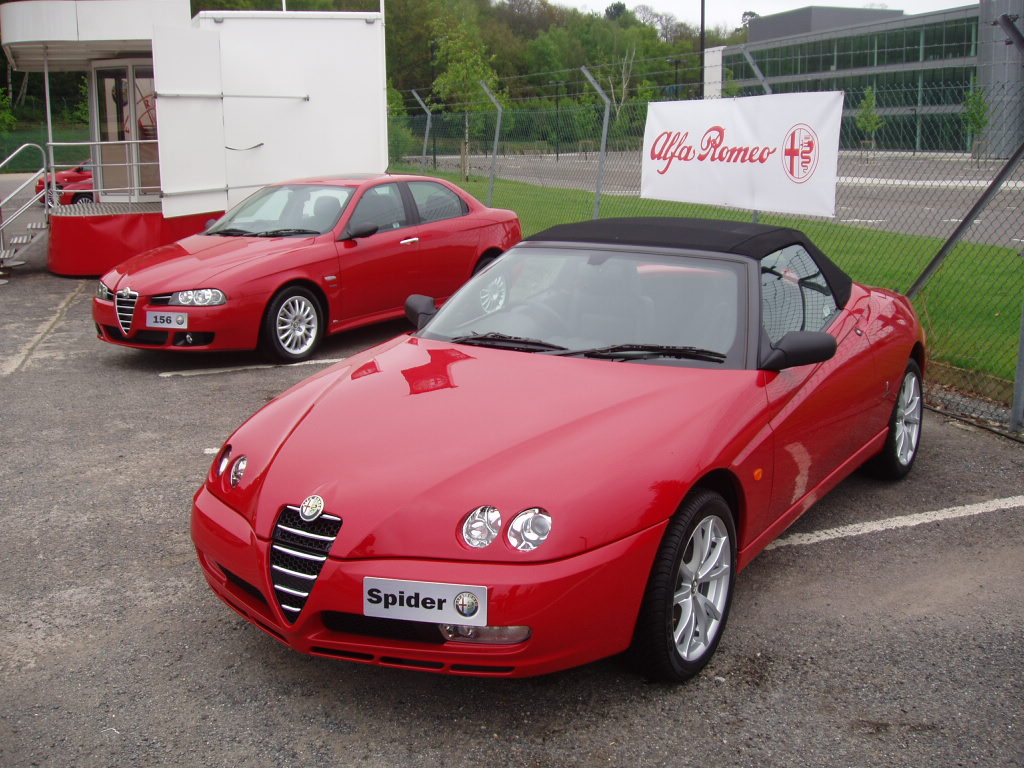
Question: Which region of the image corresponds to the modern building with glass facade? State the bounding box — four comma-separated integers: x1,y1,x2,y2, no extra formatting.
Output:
715,1,1023,155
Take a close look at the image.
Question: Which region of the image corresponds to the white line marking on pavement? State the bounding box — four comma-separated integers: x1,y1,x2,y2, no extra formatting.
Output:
0,282,87,376
766,495,1024,550
203,448,218,455
159,357,345,378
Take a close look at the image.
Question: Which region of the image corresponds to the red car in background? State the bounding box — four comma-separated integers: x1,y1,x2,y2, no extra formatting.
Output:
191,217,926,681
36,160,94,205
93,174,522,361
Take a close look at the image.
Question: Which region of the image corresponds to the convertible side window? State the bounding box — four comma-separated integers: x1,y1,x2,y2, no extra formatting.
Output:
348,183,408,233
760,244,838,344
408,181,468,223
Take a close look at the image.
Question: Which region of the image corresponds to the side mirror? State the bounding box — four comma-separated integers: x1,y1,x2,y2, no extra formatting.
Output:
405,294,437,330
339,223,379,241
761,331,836,372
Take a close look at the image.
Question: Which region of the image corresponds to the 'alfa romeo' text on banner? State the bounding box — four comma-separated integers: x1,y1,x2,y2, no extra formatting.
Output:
641,92,844,218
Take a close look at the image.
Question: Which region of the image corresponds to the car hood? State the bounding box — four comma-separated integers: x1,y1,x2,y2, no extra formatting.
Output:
102,234,311,293
225,337,765,563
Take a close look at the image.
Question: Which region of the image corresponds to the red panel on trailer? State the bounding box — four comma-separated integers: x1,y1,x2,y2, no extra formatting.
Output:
48,209,220,277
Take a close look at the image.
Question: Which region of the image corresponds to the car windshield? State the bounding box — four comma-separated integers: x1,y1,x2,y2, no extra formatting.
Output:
419,245,747,367
206,184,355,237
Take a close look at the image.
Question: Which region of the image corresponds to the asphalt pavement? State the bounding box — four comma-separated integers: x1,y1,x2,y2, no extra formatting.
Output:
0,235,1022,768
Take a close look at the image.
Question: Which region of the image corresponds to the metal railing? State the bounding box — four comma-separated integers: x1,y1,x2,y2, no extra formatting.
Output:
0,143,47,249
44,139,162,205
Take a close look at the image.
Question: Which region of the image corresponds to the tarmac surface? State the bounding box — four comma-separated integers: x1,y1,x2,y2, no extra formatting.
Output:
0,228,1022,768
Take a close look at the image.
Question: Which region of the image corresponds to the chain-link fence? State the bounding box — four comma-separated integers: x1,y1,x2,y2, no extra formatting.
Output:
390,79,1024,434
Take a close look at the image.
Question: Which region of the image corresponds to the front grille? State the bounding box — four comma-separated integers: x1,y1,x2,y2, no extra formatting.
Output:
322,612,446,644
102,325,169,345
115,289,140,335
270,505,342,623
150,293,172,306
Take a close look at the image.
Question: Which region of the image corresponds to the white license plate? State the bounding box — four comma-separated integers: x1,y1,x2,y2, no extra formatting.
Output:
363,577,488,626
146,311,188,330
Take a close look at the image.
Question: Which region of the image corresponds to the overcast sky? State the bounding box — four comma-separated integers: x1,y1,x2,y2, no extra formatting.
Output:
558,1,973,31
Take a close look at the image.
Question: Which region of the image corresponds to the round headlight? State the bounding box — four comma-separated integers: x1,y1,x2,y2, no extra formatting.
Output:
229,455,247,488
507,508,552,551
462,505,501,548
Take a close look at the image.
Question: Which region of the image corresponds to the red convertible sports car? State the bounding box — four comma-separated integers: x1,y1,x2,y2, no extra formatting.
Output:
93,174,522,361
191,217,925,681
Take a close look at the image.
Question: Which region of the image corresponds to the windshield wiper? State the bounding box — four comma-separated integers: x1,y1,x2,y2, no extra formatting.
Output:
209,227,254,237
255,228,321,237
449,332,568,353
551,343,727,363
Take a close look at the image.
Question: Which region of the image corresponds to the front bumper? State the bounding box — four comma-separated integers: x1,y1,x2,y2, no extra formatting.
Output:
191,486,665,678
93,296,258,352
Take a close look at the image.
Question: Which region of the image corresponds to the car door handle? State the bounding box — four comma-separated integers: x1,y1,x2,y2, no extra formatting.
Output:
400,237,420,245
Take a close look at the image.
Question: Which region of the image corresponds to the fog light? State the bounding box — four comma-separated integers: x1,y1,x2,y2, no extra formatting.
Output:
440,624,531,644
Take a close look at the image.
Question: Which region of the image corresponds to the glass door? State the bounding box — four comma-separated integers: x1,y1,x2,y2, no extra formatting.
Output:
92,60,161,202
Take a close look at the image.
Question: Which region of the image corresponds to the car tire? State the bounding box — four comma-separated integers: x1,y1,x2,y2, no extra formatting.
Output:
472,253,499,275
260,286,324,363
631,488,736,683
72,193,94,205
866,358,923,480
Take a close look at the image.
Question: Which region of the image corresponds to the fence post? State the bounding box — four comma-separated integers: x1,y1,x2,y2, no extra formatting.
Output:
411,90,432,171
480,81,503,207
1012,301,1024,433
907,138,1024,299
581,66,611,220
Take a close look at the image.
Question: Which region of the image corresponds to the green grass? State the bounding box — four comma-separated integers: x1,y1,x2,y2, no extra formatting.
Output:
396,163,1023,387
0,124,91,172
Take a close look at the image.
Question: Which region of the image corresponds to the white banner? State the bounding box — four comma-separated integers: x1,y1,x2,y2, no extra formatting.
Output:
641,92,843,218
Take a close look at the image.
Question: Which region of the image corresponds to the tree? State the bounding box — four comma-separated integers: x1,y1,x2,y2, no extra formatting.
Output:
855,86,885,148
962,87,989,154
0,89,16,136
604,2,626,21
741,11,760,28
386,81,417,164
634,4,681,43
431,5,502,180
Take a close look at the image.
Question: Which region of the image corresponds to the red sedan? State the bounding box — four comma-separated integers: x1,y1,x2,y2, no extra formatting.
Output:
192,217,925,681
93,175,522,361
36,160,93,205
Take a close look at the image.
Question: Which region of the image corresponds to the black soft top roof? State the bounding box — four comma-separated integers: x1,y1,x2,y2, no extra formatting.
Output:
527,217,853,308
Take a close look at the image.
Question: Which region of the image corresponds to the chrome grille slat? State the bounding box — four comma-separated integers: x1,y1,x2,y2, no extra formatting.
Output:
115,288,139,335
272,543,326,562
269,503,343,624
271,564,318,580
274,584,310,598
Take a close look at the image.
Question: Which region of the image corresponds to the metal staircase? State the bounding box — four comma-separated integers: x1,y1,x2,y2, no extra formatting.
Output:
0,143,49,286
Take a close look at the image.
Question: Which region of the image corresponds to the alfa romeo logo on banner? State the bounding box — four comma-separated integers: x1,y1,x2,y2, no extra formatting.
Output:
642,92,843,218
782,123,820,184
